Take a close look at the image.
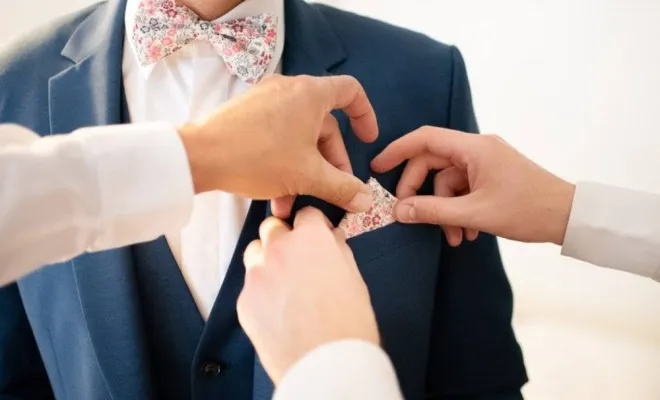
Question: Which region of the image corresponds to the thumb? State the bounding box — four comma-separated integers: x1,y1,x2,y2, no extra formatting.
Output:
394,195,476,227
308,160,372,213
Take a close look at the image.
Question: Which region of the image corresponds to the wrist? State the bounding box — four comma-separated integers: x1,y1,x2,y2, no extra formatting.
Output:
549,179,576,246
178,122,212,194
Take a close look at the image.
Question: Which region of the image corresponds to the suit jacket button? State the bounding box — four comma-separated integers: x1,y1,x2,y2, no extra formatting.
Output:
200,361,222,377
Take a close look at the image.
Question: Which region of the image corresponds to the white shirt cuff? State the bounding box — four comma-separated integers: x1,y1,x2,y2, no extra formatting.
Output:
274,340,403,400
73,122,194,250
562,181,660,281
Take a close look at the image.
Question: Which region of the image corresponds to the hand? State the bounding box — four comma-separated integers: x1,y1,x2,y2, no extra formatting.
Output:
237,207,380,385
371,126,576,246
178,74,379,217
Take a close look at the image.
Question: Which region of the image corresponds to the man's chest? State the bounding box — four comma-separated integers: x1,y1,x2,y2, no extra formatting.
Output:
121,43,264,319
123,42,250,124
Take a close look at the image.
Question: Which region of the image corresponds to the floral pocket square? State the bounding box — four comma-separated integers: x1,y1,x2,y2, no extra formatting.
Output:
338,178,397,239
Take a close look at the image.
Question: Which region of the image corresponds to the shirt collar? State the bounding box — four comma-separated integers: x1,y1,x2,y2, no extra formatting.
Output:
125,0,285,79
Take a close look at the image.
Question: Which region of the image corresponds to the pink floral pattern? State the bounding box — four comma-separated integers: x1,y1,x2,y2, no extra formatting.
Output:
132,0,277,84
338,178,397,239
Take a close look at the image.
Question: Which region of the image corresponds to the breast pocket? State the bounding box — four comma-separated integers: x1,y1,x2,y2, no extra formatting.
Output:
347,222,439,266
347,222,444,399
347,221,443,292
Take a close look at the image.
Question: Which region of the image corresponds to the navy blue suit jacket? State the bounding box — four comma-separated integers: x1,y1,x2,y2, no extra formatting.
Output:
0,0,527,398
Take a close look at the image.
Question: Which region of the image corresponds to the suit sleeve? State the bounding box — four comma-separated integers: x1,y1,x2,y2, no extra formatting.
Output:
424,47,528,396
447,46,479,134
562,182,660,281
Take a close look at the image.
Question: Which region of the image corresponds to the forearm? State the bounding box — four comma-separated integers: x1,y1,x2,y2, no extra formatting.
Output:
0,123,194,284
562,181,660,281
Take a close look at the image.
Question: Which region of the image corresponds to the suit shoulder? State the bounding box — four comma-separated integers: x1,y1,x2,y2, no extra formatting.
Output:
313,4,456,63
0,3,100,83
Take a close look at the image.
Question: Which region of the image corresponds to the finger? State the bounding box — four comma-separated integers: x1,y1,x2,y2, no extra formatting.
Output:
315,75,378,143
304,157,372,213
433,167,471,247
332,228,359,269
465,229,479,242
456,187,479,242
243,240,264,271
433,167,469,198
259,217,291,247
318,113,353,174
371,126,473,173
394,194,478,227
293,206,334,230
396,153,454,199
332,227,348,244
271,195,296,219
434,168,479,242
332,227,350,255
441,225,463,247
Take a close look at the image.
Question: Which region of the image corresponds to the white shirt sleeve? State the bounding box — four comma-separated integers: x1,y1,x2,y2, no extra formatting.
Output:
562,181,660,282
0,123,194,285
273,340,403,400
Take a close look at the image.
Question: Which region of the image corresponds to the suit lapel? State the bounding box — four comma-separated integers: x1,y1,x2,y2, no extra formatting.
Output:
51,1,152,398
49,0,125,136
70,250,152,399
264,0,357,225
281,0,346,77
254,1,352,397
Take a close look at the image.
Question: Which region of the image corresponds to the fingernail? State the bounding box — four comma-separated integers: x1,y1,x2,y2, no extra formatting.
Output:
348,191,372,212
395,203,416,222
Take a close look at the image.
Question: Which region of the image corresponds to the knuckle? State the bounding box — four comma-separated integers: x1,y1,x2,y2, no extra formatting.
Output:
344,75,360,88
325,113,340,130
266,238,298,269
300,206,325,220
414,125,434,138
288,159,318,195
421,125,442,134
260,74,277,84
266,238,288,259
236,291,249,318
483,133,504,146
243,240,261,264
293,75,315,90
327,182,353,204
430,204,444,223
295,224,320,240
342,74,358,83
414,198,441,224
243,266,265,290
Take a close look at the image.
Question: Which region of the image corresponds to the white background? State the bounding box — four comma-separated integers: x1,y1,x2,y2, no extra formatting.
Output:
1,1,660,399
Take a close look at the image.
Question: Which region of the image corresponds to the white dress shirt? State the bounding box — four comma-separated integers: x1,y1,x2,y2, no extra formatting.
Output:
123,0,285,319
0,123,193,286
563,181,660,282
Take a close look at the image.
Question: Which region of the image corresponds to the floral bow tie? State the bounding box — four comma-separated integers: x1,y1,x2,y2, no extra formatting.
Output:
132,0,278,84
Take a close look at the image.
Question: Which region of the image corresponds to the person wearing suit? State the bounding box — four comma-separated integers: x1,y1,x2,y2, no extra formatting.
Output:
0,1,527,399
